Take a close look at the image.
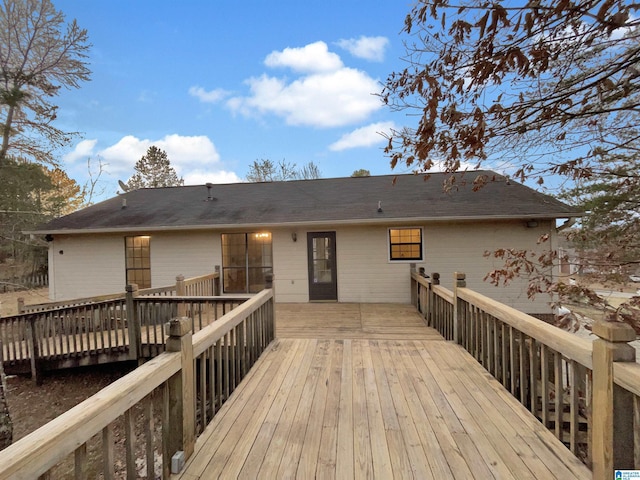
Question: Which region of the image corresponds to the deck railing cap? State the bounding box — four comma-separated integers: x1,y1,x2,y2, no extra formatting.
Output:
593,320,636,343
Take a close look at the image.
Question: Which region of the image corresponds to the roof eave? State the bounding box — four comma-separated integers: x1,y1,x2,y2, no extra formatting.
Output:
27,212,584,236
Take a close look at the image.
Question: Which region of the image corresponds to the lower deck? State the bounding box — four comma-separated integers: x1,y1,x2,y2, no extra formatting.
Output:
175,304,591,479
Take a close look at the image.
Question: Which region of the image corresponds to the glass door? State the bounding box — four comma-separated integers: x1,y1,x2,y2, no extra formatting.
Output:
307,231,337,301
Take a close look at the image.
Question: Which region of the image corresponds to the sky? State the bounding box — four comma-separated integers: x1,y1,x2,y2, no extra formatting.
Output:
52,1,420,200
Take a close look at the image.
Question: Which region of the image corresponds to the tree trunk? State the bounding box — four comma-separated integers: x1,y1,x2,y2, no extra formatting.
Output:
0,361,13,449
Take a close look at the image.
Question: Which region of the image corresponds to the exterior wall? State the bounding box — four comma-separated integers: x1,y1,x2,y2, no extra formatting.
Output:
48,234,126,300
150,231,220,286
49,231,222,301
49,220,557,314
424,220,557,314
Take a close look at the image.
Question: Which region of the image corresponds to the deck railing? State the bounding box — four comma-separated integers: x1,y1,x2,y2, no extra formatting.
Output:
0,278,275,480
0,272,224,380
411,270,640,479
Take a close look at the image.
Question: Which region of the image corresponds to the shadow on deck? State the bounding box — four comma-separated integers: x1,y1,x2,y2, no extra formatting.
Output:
176,303,590,479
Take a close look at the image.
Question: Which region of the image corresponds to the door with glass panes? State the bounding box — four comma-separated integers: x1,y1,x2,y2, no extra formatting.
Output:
307,231,337,301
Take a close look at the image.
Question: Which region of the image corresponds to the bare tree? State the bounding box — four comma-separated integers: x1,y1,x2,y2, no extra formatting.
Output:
246,159,321,182
0,0,91,167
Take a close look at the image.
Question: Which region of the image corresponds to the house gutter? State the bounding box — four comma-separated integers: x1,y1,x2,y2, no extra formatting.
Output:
27,213,582,236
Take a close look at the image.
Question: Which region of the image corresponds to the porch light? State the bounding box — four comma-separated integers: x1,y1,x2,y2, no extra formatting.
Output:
291,232,297,242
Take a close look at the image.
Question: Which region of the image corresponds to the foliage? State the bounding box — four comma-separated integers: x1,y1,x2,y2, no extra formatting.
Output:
351,169,371,177
0,157,84,267
246,159,322,182
0,0,91,168
560,151,640,280
383,0,640,328
381,1,640,186
125,146,184,190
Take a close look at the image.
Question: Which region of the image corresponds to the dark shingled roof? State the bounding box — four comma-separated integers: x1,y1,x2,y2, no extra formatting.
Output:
33,171,582,234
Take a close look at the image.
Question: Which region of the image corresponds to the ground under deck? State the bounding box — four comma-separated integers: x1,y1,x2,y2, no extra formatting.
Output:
176,303,591,479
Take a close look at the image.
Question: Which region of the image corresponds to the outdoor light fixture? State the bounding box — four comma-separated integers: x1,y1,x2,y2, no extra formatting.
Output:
291,232,297,242
526,220,539,228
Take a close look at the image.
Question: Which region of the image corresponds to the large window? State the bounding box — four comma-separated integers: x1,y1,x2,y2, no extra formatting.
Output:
125,236,151,288
389,228,423,261
222,232,273,293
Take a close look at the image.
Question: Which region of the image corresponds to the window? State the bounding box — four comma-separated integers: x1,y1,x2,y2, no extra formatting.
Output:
125,236,151,288
222,232,273,293
389,228,423,261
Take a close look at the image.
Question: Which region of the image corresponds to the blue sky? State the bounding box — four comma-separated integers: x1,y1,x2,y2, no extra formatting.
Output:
53,1,419,199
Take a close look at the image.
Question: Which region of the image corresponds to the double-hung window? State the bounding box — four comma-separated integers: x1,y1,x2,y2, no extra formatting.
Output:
389,228,423,261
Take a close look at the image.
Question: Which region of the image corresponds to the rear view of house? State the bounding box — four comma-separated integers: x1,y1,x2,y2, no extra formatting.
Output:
31,171,581,315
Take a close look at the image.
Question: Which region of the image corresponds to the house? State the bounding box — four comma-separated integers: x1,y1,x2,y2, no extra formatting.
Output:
31,171,581,315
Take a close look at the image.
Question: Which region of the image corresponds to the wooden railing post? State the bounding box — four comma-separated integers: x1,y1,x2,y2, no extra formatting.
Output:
265,273,275,341
452,272,466,345
164,318,195,475
592,320,636,478
125,284,140,361
428,272,439,326
214,265,221,295
176,275,186,317
26,315,42,385
410,264,418,308
17,297,25,314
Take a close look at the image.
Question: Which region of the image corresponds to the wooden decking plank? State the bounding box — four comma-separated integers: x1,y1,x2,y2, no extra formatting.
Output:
445,342,591,478
177,339,286,478
369,340,415,479
254,338,319,478
238,338,318,478
296,339,337,478
361,340,394,479
392,341,455,479
276,339,330,478
335,339,354,479
400,341,476,479
377,340,435,479
433,341,555,479
316,339,344,478
212,338,303,478
351,338,374,479
424,341,524,479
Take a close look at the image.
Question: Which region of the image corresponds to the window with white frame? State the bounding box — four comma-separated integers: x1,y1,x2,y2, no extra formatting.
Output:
125,236,151,288
389,228,423,261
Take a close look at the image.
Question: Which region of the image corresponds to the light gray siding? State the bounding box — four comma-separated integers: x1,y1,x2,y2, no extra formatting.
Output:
48,221,557,314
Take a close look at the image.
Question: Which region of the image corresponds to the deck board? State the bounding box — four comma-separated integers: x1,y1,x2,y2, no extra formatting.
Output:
175,303,591,479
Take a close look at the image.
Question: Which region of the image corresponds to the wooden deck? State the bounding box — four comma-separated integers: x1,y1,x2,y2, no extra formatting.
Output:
175,303,591,479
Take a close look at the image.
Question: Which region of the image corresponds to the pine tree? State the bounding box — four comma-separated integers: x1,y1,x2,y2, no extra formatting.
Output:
125,146,184,190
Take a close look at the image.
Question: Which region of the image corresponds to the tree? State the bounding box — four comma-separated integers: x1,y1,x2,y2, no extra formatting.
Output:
560,151,640,281
381,1,639,187
246,159,322,182
351,169,371,177
382,1,640,326
125,146,184,190
0,0,91,168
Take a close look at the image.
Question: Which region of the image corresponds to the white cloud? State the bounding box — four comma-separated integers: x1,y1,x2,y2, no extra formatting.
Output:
72,134,221,178
182,169,242,186
62,139,98,164
188,86,230,103
337,36,389,62
329,121,396,151
264,41,343,73
195,41,384,129
228,67,381,128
